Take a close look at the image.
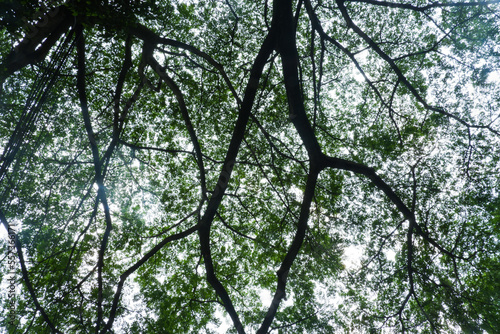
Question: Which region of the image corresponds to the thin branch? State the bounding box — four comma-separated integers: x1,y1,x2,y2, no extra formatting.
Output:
216,211,257,241
130,24,242,106
257,165,319,334
118,140,194,156
146,50,208,200
270,310,319,332
345,0,500,11
336,0,500,136
0,210,62,333
146,209,199,239
305,0,403,133
102,224,199,333
321,154,472,261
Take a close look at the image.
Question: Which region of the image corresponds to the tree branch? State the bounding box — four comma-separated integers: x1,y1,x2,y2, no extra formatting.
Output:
0,6,72,85
345,0,500,11
102,224,199,333
0,210,62,333
146,49,208,200
257,164,319,334
76,25,113,334
258,0,322,331
336,0,500,136
197,30,277,334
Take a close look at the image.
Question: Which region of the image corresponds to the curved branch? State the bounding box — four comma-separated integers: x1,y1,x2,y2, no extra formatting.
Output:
257,164,319,334
322,154,472,261
336,0,500,135
197,30,277,334
101,224,199,333
0,210,62,333
76,25,113,334
146,48,208,200
130,24,242,107
345,0,500,11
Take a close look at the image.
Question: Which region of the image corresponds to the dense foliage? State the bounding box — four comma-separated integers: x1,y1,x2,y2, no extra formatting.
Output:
1,0,499,332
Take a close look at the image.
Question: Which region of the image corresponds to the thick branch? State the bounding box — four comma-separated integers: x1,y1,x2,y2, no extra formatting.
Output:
257,1,322,332
0,6,72,85
75,25,113,334
197,30,277,334
275,0,323,163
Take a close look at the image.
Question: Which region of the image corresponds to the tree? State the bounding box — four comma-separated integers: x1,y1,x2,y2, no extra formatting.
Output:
1,0,499,332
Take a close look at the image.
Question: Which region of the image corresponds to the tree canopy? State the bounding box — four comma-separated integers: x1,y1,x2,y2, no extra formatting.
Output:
1,0,499,332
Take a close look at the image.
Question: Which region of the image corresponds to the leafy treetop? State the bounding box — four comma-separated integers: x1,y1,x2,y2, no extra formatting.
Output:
0,0,499,333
